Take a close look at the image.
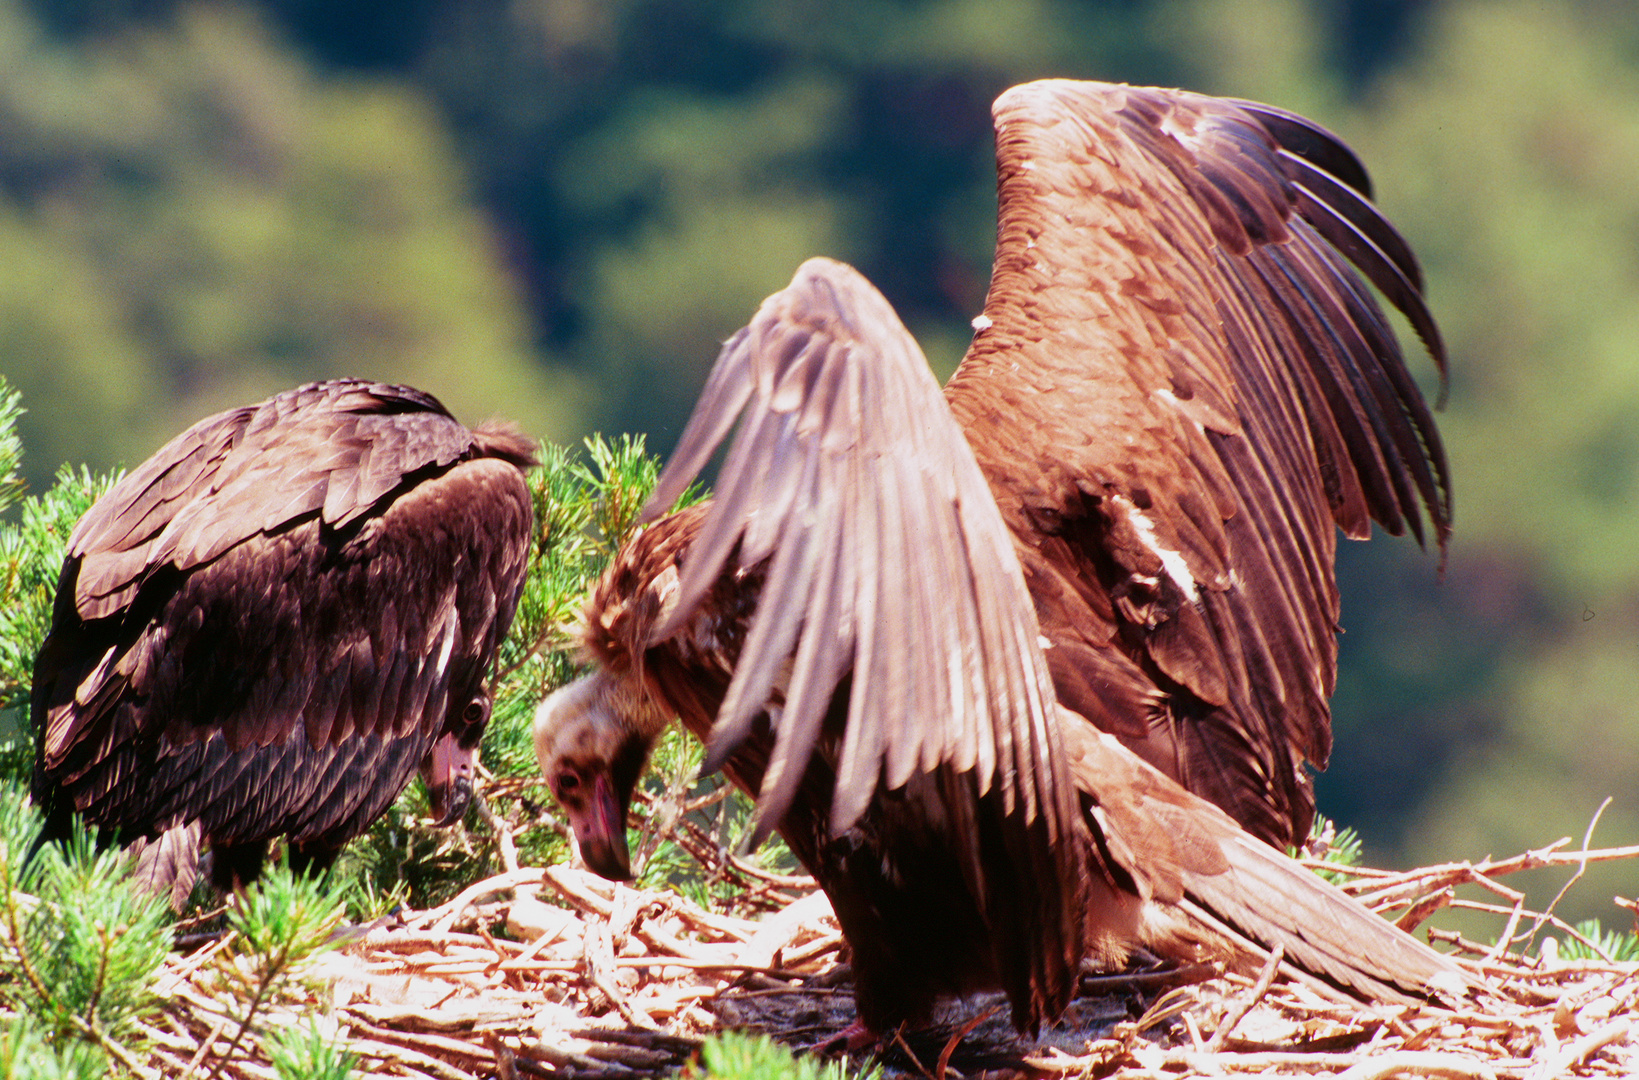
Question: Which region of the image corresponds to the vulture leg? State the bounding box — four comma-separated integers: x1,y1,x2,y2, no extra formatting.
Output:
207,840,269,895
807,1020,881,1056
288,841,345,879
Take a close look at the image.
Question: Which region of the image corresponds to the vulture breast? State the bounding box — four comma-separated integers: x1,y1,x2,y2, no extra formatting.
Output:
31,379,536,907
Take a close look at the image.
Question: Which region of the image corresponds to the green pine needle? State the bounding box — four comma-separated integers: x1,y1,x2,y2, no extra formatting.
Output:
1294,815,1365,887
695,1031,879,1080
267,1018,358,1080
1557,918,1639,963
0,783,171,1074
0,1013,105,1080
0,379,24,517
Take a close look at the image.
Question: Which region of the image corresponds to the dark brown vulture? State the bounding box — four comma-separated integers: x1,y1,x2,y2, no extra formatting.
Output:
31,379,536,909
534,80,1464,1036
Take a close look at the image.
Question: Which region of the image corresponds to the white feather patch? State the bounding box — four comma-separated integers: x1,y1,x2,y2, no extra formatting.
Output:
1112,494,1199,603
432,607,458,680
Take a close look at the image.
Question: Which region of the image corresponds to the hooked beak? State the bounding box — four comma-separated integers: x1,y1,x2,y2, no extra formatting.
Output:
567,772,632,881
422,733,474,826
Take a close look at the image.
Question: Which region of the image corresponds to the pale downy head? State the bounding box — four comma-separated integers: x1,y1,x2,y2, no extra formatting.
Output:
532,671,669,880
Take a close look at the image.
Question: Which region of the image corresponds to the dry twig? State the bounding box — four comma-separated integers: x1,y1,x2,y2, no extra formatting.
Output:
139,836,1639,1079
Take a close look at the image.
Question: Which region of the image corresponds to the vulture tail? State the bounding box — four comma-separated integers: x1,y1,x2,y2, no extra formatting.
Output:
1175,826,1471,1005
1066,716,1470,1005
128,821,204,912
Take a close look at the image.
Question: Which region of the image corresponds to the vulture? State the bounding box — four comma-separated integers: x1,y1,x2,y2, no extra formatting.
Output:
534,80,1465,1036
31,379,536,909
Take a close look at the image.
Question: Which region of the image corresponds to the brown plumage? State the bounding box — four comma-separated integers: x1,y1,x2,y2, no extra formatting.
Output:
534,80,1461,1035
32,379,536,908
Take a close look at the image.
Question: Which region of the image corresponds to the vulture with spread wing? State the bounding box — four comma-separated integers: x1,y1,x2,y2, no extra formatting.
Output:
535,80,1463,1035
32,379,535,908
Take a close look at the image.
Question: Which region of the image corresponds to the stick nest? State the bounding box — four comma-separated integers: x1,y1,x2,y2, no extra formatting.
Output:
144,831,1639,1080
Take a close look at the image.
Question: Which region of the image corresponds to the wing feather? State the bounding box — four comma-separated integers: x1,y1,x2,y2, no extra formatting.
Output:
1226,99,1375,198
32,381,535,892
832,446,885,832
633,258,1087,1029
1287,157,1426,295
640,255,1079,849
945,80,1448,846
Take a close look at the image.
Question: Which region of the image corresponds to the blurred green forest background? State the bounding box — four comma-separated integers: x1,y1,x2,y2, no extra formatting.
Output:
1,0,1636,923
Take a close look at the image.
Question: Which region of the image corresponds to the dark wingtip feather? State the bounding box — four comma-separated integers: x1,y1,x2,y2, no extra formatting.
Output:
1257,118,1450,414
1281,151,1425,293
1289,174,1449,405
1228,98,1375,200
1239,102,1451,551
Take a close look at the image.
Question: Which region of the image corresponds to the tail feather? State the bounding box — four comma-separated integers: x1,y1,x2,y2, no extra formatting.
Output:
1176,828,1470,1003
128,821,202,911
1062,713,1471,1004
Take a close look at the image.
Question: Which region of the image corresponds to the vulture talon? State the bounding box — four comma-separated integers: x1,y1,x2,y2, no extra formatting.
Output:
803,1020,881,1058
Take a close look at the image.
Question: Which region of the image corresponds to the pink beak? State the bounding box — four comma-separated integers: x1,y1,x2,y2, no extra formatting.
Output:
422,732,474,826
567,772,632,881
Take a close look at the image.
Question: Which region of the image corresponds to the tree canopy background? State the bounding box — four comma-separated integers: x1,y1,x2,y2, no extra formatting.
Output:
3,0,1636,924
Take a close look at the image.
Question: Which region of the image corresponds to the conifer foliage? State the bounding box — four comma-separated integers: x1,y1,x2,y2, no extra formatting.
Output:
0,376,680,1075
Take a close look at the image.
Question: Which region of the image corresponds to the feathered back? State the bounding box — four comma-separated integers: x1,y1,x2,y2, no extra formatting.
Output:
70,381,534,619
32,379,536,900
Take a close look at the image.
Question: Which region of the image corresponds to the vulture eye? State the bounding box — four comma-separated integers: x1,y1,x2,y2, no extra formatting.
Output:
555,771,581,797
463,699,487,726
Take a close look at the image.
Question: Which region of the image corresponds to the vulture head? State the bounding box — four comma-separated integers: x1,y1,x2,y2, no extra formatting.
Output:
533,673,666,880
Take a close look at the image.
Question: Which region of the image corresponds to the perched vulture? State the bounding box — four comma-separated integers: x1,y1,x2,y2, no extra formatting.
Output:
32,379,536,908
534,80,1463,1035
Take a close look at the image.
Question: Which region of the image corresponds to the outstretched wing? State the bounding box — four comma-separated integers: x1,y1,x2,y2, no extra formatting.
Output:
946,81,1450,846
641,258,1087,1028
647,257,1076,847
